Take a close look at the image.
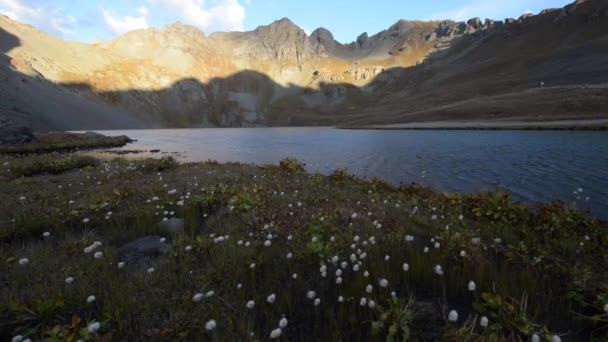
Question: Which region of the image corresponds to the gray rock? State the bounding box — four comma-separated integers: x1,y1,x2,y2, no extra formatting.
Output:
119,235,170,272
467,17,482,31
0,117,38,146
160,217,185,235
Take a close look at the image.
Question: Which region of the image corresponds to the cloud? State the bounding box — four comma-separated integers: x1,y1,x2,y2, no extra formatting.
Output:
0,0,77,37
149,0,246,33
424,0,540,22
101,7,149,36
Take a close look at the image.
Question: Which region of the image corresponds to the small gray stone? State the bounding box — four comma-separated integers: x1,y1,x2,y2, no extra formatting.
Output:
119,235,170,272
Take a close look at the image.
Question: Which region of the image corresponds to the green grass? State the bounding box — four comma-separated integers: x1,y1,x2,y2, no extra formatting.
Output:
0,132,131,155
0,155,606,341
1,155,98,179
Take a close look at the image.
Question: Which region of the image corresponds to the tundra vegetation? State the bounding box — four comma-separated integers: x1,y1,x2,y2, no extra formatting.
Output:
0,135,607,341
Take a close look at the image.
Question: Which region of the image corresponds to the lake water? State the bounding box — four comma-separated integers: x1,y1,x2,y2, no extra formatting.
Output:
97,128,608,219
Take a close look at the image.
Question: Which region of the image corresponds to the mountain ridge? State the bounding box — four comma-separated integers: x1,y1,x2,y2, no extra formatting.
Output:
0,0,607,130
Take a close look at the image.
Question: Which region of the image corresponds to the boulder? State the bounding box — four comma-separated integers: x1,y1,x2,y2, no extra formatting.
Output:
119,235,170,272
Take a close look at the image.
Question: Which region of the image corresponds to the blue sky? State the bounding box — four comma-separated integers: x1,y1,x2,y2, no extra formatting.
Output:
0,0,572,43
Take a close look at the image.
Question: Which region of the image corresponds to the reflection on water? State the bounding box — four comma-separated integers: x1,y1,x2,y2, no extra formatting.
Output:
95,128,608,218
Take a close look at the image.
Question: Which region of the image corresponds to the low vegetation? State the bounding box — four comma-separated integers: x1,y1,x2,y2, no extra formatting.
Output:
0,132,131,155
0,150,606,341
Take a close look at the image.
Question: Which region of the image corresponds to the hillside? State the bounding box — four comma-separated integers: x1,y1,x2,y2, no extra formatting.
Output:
0,0,607,129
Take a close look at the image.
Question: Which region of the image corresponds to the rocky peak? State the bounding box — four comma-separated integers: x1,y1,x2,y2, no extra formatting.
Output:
309,28,336,56
257,17,301,33
310,27,335,43
161,22,206,39
356,32,369,46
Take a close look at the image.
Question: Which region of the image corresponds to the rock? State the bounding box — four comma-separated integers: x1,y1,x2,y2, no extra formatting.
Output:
356,32,368,47
467,17,483,32
0,117,38,145
160,217,185,235
505,18,516,24
119,235,170,272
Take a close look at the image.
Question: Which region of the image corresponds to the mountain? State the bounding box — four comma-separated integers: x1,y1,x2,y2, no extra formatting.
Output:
0,0,607,130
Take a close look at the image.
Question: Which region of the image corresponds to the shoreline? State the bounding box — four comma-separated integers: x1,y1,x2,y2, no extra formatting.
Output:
337,119,608,131
1,133,607,341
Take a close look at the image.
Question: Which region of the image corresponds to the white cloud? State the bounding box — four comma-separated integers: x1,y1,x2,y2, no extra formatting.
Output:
424,0,543,22
0,0,77,37
149,0,246,33
101,7,149,36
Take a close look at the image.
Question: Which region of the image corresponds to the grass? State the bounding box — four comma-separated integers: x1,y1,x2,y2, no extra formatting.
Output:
0,152,607,341
0,132,131,155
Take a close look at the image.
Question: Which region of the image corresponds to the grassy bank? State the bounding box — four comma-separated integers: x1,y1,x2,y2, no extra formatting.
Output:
0,151,607,341
0,132,131,155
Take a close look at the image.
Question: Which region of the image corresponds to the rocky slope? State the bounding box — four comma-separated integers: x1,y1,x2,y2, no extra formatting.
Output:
0,0,607,129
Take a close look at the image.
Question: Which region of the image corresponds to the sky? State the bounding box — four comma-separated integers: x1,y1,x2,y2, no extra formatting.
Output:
0,0,573,44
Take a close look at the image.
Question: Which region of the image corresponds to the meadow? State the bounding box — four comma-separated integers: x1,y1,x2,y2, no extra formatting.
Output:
0,136,607,341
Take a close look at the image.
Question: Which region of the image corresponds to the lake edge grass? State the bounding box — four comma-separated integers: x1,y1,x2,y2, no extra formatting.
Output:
0,137,607,341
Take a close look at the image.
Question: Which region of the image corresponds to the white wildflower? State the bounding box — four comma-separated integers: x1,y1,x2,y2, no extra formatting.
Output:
307,290,316,299
205,319,216,331
266,293,276,304
270,328,282,339
378,278,389,288
402,263,410,272
65,277,74,284
448,310,459,322
468,281,476,291
246,300,255,309
87,295,96,303
192,293,204,302
279,317,288,328
480,316,488,328
18,258,29,265
434,265,444,276
87,321,101,334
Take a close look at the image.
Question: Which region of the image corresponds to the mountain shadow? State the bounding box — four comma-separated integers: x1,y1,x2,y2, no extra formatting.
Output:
1,0,608,131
